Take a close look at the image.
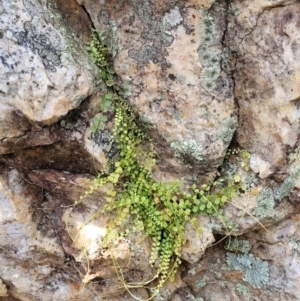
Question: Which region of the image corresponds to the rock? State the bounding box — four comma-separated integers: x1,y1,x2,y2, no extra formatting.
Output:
225,1,300,174
1,296,22,301
0,167,154,300
51,0,92,43
245,214,300,300
169,294,182,301
1,98,108,174
0,0,98,150
0,168,79,301
202,150,300,236
182,212,300,301
27,169,155,296
1,0,300,300
153,272,183,301
181,216,215,264
77,0,237,183
0,279,8,297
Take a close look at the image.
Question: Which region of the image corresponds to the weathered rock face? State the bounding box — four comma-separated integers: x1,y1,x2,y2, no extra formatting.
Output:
0,0,99,153
179,212,300,301
0,0,300,301
77,0,237,183
226,0,300,178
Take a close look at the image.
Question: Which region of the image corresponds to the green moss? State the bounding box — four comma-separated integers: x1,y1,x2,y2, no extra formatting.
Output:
226,253,269,289
252,187,274,218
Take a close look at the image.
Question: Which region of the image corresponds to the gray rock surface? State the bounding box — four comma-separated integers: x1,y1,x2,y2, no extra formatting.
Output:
0,0,99,153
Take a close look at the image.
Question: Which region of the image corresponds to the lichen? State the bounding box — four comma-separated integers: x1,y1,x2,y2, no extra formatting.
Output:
188,267,197,275
207,223,222,231
252,187,275,218
275,165,300,200
272,213,284,221
235,283,250,301
218,280,226,287
198,10,221,91
139,114,155,128
14,13,63,72
96,21,120,57
91,129,109,148
186,293,204,301
225,237,251,254
176,74,186,84
218,116,238,144
163,6,183,28
119,81,132,99
291,239,300,253
127,0,174,69
171,139,203,166
195,275,210,289
226,253,269,289
155,289,172,301
288,145,300,162
200,65,220,90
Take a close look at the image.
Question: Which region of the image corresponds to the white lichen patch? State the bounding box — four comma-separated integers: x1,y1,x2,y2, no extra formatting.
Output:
171,139,203,164
163,6,183,28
